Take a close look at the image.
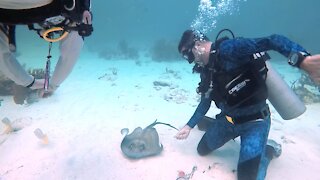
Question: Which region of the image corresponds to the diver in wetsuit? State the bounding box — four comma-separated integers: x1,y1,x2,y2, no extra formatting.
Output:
175,29,320,180
0,0,93,102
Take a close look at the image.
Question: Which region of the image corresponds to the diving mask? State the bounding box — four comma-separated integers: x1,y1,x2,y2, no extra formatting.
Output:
181,42,195,63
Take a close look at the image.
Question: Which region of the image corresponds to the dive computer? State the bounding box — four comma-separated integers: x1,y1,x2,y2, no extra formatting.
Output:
288,51,310,67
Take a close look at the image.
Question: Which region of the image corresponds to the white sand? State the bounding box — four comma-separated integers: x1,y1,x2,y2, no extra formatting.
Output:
1,52,320,180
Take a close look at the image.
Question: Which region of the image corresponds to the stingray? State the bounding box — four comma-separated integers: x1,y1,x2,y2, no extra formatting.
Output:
120,120,178,159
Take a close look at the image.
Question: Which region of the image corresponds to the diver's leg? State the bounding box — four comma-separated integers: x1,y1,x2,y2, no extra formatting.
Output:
257,139,282,180
237,116,271,180
0,24,34,87
50,31,84,90
197,115,237,156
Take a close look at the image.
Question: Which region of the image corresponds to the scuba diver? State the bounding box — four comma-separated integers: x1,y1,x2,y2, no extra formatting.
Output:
175,29,320,180
0,0,93,103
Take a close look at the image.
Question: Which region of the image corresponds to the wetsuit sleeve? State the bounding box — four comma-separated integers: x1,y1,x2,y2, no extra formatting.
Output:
186,95,211,128
219,34,308,62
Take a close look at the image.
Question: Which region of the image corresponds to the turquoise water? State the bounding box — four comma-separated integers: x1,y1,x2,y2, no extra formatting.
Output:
85,0,320,54
1,1,320,179
16,0,320,60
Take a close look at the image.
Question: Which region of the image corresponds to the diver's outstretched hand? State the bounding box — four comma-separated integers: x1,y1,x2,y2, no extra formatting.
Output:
175,125,192,140
300,55,320,84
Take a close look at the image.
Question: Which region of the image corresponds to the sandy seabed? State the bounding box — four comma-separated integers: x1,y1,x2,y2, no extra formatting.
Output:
1,52,320,180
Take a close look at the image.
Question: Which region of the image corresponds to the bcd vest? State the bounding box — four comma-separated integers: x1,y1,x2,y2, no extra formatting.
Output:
207,39,269,109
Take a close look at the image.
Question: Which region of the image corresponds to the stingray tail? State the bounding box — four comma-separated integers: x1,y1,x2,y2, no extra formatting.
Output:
146,119,179,131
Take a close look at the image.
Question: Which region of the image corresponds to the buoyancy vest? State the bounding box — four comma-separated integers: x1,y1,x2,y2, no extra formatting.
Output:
206,38,269,109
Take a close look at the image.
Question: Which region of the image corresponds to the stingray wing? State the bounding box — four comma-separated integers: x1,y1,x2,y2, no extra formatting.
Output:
142,127,163,154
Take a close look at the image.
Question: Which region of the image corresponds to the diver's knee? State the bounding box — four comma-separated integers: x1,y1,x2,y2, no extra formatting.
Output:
197,141,212,156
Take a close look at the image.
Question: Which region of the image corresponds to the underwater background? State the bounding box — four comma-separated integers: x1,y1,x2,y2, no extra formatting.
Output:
87,0,320,50
14,0,320,68
1,1,320,179
11,0,320,96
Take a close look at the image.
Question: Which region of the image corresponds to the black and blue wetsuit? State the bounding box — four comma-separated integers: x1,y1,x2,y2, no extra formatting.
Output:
187,34,308,180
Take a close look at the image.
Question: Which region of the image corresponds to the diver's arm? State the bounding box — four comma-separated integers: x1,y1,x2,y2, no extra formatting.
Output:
187,95,211,128
175,95,211,140
220,34,308,60
0,29,34,87
220,34,320,84
0,54,35,87
224,34,320,84
49,31,83,89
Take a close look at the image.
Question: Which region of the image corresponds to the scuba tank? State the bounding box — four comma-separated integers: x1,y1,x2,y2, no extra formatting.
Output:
265,61,306,120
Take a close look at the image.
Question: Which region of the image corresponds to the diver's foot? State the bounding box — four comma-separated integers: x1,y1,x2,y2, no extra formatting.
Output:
266,139,282,159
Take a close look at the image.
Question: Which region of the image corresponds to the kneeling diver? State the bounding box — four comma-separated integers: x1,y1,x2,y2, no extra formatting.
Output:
0,0,93,103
